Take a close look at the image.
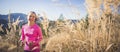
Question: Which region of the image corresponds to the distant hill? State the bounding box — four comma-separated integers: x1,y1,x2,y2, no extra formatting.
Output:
0,13,27,28
0,13,27,22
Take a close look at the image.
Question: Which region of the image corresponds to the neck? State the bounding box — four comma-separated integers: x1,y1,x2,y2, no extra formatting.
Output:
28,21,35,26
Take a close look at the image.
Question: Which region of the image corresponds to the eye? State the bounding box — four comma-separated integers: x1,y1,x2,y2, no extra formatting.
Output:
29,15,32,17
29,16,35,18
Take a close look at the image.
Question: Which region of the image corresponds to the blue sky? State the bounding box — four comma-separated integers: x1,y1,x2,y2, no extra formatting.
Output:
0,0,87,20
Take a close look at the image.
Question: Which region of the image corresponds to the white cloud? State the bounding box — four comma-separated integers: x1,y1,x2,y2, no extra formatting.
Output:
51,0,59,2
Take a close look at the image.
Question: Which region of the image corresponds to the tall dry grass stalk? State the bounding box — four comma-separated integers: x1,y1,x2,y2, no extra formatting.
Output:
41,12,49,36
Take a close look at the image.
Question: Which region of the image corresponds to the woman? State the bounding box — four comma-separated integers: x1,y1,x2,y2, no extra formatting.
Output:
20,11,43,52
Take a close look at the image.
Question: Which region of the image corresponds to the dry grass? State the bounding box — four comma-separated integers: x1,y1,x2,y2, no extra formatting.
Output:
43,0,120,52
43,15,120,52
0,11,23,52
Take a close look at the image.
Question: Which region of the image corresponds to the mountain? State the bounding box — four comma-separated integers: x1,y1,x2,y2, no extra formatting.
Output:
0,13,27,28
0,13,27,22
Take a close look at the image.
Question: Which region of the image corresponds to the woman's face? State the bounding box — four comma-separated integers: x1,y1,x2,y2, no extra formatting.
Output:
27,13,36,22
